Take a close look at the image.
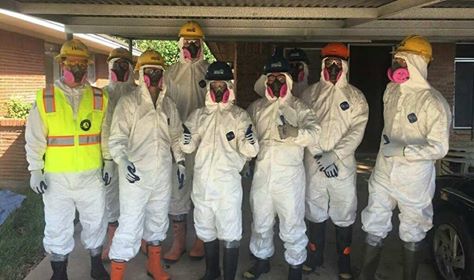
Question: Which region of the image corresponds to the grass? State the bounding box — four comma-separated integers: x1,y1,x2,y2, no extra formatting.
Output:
0,188,45,280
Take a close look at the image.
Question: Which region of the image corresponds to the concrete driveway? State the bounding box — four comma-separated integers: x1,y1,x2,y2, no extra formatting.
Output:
25,162,439,280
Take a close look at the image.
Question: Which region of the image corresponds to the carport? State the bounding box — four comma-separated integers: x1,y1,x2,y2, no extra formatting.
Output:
1,1,474,280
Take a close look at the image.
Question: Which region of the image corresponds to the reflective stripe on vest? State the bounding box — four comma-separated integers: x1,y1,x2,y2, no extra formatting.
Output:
92,88,103,110
43,84,56,113
47,135,74,146
79,134,101,145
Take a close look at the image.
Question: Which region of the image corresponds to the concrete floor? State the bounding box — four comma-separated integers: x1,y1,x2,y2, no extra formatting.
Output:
25,161,440,280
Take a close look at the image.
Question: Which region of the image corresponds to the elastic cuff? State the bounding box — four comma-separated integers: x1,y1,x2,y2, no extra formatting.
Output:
51,253,68,262
89,246,102,257
171,214,187,222
403,241,423,252
108,221,119,227
366,233,383,247
224,240,240,249
146,240,161,246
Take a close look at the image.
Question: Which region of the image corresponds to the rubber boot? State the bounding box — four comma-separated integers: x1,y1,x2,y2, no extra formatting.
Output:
288,264,302,280
200,239,220,280
403,241,422,280
243,258,270,279
189,236,205,260
335,225,353,279
303,220,326,273
223,247,239,280
50,261,68,280
141,239,148,255
163,221,186,263
147,245,170,280
110,261,126,280
90,254,110,280
358,238,383,280
102,221,118,261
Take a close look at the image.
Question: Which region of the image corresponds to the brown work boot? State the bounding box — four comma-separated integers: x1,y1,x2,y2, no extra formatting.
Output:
110,260,126,280
140,239,148,255
163,221,186,263
189,236,205,260
147,245,171,280
101,222,118,262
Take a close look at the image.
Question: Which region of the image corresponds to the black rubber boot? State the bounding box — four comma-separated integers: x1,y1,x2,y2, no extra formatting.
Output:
200,239,220,280
288,264,302,280
90,255,110,280
223,247,239,280
303,220,326,273
243,258,270,279
358,241,383,280
50,261,68,280
335,225,353,279
403,241,422,280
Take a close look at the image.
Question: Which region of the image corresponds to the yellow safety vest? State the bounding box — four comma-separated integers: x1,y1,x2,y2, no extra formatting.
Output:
36,84,108,173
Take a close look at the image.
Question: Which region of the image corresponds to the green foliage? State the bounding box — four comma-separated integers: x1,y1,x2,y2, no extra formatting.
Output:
0,188,45,280
135,40,216,66
5,98,32,119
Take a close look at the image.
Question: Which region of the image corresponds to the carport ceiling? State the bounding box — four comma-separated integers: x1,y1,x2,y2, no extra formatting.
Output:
2,0,474,41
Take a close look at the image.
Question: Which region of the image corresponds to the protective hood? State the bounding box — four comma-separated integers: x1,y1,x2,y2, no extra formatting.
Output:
394,52,431,91
205,81,235,109
320,57,349,88
178,37,204,64
108,57,135,87
264,72,294,102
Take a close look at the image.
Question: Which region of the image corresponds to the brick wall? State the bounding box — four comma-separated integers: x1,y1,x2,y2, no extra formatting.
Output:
0,119,28,182
0,29,46,113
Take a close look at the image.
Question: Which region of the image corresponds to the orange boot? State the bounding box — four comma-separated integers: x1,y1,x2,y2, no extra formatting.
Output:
111,260,126,280
147,245,170,280
189,236,205,260
163,221,186,263
102,222,118,261
140,239,148,255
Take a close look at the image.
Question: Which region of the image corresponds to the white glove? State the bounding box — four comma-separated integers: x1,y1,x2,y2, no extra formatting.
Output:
315,151,338,171
382,142,405,157
182,124,192,145
120,158,140,183
245,124,256,145
323,164,339,178
177,161,186,189
102,160,115,186
30,170,48,194
278,115,298,139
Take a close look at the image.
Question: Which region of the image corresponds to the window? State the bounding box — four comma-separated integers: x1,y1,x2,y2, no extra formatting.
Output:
454,44,474,129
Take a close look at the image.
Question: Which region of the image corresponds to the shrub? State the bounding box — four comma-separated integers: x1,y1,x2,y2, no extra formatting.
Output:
4,98,32,119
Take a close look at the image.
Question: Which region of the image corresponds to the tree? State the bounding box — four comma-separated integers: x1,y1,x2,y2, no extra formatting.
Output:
135,40,215,66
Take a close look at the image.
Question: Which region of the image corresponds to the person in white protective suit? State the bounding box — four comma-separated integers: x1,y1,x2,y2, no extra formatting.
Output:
101,47,136,261
359,35,451,280
300,43,369,280
243,55,320,280
253,48,310,99
108,50,184,280
25,39,109,280
164,20,210,262
181,61,260,280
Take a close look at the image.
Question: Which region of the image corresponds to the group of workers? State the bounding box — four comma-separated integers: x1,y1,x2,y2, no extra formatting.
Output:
25,20,451,280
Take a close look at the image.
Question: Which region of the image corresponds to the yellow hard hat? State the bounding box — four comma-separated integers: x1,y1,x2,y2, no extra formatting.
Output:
178,21,205,39
107,47,133,63
134,50,166,72
394,35,433,62
55,39,93,64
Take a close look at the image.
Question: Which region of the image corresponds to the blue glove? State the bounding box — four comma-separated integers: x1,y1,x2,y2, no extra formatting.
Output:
245,124,256,145
177,161,186,190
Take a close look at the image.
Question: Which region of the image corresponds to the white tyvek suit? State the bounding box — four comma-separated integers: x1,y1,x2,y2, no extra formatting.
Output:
165,37,210,216
181,83,259,242
254,63,309,99
361,52,451,243
101,58,136,223
248,73,320,265
25,79,107,256
108,69,184,261
302,59,369,227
